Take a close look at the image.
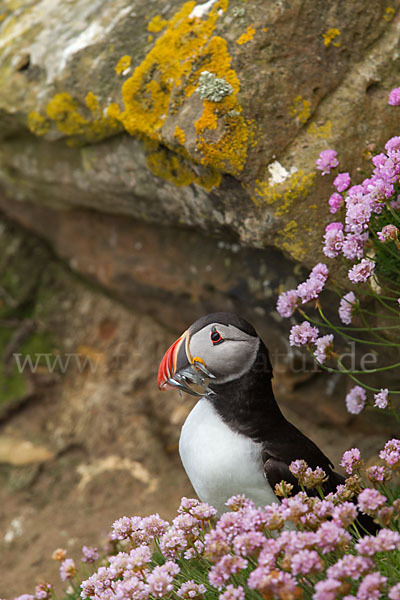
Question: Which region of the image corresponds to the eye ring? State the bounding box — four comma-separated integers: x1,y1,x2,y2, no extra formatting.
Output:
210,326,223,345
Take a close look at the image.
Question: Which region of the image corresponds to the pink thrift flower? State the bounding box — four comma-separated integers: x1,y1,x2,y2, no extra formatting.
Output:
276,289,299,318
348,258,375,283
314,334,334,364
356,529,400,556
332,502,357,528
311,262,329,280
389,583,400,600
147,561,180,597
345,198,373,235
233,531,265,556
340,448,363,474
108,552,130,578
289,322,319,346
34,584,53,600
323,222,344,257
160,528,188,557
204,529,230,561
81,545,99,563
240,506,269,532
328,192,344,213
345,386,366,414
173,513,200,535
338,291,357,325
177,580,207,599
141,513,169,538
385,136,400,152
216,511,244,541
113,576,149,600
190,502,217,520
357,572,387,600
327,555,373,581
388,86,400,105
218,584,245,600
376,528,400,551
314,499,334,519
263,503,285,531
225,494,255,511
366,465,391,483
281,494,310,521
289,459,308,477
374,388,389,409
178,497,201,513
208,555,248,589
248,569,298,598
81,566,114,597
111,516,141,541
316,149,339,175
315,521,351,554
358,488,386,514
296,278,323,303
296,264,328,303
290,549,322,575
334,172,351,192
377,224,399,242
379,438,400,468
59,558,77,581
313,578,342,600
342,232,367,260
128,545,152,569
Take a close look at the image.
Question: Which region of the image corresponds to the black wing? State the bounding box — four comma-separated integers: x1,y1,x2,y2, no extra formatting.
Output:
261,426,380,535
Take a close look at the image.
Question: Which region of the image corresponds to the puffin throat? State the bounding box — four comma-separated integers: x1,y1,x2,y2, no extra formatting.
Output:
206,341,286,442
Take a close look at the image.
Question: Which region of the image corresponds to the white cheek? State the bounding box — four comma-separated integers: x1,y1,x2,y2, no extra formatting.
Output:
212,339,259,383
189,335,259,383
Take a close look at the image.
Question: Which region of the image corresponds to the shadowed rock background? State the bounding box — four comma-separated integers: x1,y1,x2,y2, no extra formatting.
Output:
0,0,399,595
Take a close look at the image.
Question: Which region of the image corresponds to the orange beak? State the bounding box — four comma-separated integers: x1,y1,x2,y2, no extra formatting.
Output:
157,330,191,390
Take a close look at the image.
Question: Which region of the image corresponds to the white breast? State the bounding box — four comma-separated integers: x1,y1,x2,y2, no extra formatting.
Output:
179,398,279,513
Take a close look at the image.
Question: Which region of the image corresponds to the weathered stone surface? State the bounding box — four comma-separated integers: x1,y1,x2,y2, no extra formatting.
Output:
0,436,54,465
0,195,307,340
0,0,399,264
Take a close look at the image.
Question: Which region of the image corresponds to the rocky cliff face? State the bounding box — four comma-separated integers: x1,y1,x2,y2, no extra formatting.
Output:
0,2,400,595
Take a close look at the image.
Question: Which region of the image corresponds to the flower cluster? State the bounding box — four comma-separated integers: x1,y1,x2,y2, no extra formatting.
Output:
277,89,400,418
9,440,400,600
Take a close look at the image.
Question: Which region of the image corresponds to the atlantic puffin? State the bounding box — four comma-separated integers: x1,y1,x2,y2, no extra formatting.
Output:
157,312,375,527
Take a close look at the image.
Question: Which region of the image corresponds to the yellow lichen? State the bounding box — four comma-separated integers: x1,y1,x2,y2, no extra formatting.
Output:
109,0,250,176
115,2,219,139
115,55,131,75
85,91,101,115
147,14,168,32
253,171,315,216
383,6,395,21
174,126,186,144
307,120,332,139
145,144,221,189
288,96,311,124
0,13,6,23
276,220,306,261
322,28,341,47
27,111,50,136
45,92,120,142
25,0,252,184
236,25,256,45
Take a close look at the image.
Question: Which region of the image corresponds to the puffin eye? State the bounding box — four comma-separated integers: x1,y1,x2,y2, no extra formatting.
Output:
210,327,223,345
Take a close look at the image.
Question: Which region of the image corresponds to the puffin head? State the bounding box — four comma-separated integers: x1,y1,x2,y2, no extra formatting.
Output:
158,312,272,395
